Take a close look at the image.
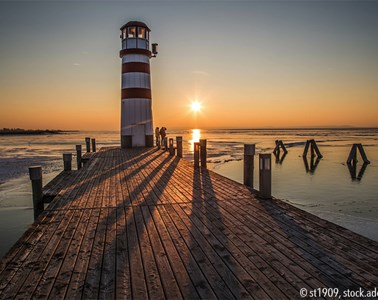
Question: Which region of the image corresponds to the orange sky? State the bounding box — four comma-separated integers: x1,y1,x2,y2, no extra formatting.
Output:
1,1,378,130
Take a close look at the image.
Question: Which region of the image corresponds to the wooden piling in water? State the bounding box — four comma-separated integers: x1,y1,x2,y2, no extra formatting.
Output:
91,138,96,152
164,138,168,152
347,143,370,164
303,139,323,158
169,138,175,156
273,140,288,156
85,137,91,153
194,142,200,167
243,144,255,188
199,139,207,169
176,136,183,158
76,145,82,170
29,166,43,220
63,153,72,171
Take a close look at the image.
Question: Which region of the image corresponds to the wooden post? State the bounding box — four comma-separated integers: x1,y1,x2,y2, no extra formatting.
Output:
243,144,255,188
164,138,168,152
29,166,43,220
63,153,72,171
91,138,96,152
176,136,183,158
169,138,175,156
311,139,323,158
303,140,310,157
347,144,358,164
194,142,200,168
310,139,315,157
303,139,322,158
199,139,207,169
85,137,91,153
76,145,82,170
347,143,370,165
356,144,370,164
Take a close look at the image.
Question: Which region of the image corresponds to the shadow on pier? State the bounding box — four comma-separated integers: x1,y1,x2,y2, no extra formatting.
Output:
1,147,377,299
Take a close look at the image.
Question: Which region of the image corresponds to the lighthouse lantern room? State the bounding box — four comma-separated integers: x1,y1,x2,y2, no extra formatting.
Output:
119,21,157,148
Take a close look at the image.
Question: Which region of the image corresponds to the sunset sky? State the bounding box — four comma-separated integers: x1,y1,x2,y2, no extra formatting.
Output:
1,1,377,130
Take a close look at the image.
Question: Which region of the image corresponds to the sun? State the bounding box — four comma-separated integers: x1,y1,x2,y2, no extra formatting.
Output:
191,101,202,112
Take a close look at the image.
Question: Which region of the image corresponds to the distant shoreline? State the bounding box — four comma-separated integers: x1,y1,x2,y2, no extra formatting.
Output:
0,129,79,136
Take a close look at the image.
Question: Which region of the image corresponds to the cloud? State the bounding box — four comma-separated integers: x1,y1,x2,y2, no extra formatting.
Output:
192,70,209,76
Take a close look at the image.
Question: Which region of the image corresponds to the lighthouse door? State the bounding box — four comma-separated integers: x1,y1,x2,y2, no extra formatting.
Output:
133,124,145,147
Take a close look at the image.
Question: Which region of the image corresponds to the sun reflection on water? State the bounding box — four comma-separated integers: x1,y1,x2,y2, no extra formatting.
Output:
189,129,201,152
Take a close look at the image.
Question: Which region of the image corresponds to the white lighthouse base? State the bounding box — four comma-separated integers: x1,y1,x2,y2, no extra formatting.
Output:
120,98,153,148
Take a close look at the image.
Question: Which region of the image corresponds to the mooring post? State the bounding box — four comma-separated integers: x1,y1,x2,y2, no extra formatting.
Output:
63,153,72,171
164,138,168,152
194,142,200,167
76,145,82,170
259,153,272,199
91,138,96,152
85,137,91,153
29,166,43,220
169,138,175,156
176,136,183,158
243,144,255,188
199,139,207,169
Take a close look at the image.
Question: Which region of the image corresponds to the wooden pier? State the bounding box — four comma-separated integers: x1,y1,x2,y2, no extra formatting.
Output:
0,147,377,299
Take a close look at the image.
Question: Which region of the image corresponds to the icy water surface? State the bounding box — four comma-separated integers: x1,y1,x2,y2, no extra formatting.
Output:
0,128,377,258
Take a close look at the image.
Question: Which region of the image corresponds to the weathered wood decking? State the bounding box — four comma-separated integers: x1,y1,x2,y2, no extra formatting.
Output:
0,147,377,299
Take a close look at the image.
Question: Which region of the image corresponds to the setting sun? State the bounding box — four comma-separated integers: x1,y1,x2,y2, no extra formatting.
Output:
191,101,202,112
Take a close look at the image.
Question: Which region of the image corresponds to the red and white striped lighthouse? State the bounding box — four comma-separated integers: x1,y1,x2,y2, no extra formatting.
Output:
120,21,158,148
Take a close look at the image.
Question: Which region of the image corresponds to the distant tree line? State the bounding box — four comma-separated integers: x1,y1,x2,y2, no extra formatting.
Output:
0,128,65,135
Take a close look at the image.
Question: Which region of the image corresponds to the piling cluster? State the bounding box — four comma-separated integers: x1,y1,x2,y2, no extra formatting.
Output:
28,137,97,220
29,135,371,221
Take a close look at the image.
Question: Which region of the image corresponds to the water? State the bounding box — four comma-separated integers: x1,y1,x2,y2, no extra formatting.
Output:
0,128,377,258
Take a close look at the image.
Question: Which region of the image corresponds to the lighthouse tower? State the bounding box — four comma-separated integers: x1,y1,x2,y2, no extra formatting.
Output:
120,21,157,148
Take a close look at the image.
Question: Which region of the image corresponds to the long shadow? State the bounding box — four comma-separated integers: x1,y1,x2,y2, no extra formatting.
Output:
185,167,247,299
3,148,182,299
256,198,376,292
45,147,163,210
80,151,182,299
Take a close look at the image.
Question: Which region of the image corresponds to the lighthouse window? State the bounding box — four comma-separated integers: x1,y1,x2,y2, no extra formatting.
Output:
122,29,127,39
127,27,136,38
138,27,146,39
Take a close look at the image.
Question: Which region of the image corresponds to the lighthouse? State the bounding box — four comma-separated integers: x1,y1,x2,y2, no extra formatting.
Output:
120,21,158,148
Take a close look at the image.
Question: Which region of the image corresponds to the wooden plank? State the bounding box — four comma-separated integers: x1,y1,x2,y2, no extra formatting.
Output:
149,204,202,299
115,206,132,299
32,209,84,298
126,206,148,299
14,209,76,298
65,208,101,299
81,208,108,299
0,210,61,296
159,204,236,299
141,206,183,299
133,205,165,299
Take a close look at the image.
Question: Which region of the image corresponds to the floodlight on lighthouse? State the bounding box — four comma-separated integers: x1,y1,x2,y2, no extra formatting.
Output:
152,43,158,57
